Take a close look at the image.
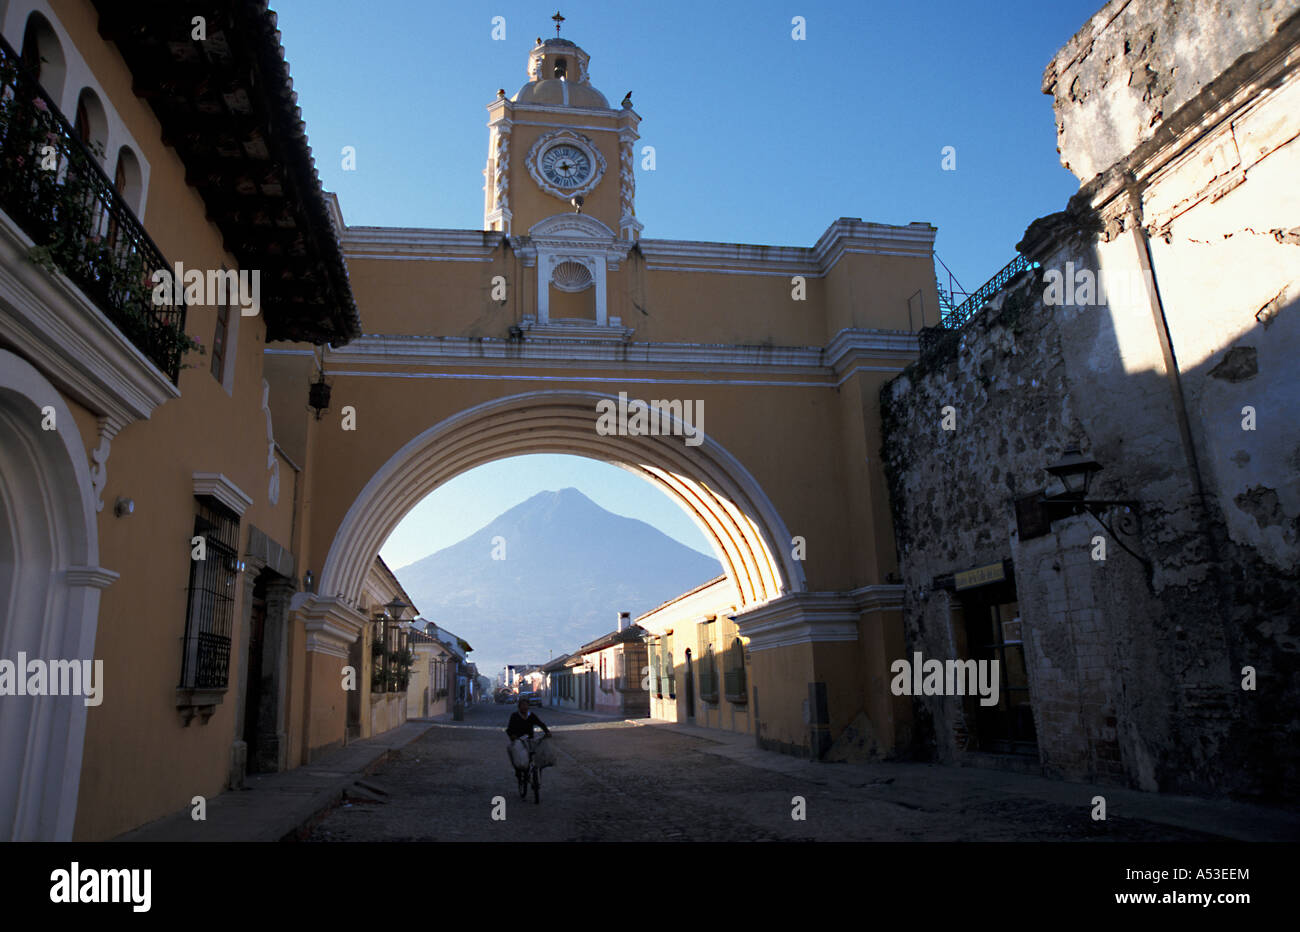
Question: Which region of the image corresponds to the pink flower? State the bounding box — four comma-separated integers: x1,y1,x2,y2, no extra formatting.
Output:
32,97,47,112
14,156,23,167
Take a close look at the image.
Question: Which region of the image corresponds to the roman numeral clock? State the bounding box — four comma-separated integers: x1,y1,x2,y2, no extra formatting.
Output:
527,129,606,200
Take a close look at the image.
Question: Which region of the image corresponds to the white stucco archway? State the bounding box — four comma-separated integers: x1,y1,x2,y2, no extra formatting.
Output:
0,350,116,840
316,390,805,612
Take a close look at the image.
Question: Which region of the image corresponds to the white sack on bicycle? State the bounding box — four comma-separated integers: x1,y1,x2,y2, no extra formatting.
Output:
508,738,530,770
534,735,557,769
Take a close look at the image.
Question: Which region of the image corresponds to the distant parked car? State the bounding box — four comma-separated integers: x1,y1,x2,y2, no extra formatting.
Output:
520,690,542,707
495,688,514,704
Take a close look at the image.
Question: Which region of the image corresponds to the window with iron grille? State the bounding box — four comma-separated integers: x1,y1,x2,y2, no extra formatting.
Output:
724,636,747,703
663,633,675,699
698,621,719,701
210,298,229,381
179,498,239,690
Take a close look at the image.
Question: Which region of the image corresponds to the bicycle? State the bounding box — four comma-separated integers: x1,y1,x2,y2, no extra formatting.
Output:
513,734,549,804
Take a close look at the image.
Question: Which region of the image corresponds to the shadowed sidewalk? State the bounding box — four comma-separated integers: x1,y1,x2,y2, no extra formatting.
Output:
114,722,433,842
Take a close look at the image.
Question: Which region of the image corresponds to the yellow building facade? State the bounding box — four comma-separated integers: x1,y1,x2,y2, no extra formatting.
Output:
1,4,930,840
292,33,930,764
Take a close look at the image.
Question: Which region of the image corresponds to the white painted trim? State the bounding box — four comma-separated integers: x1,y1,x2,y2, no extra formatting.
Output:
731,592,861,651
192,472,253,516
0,207,180,426
509,118,625,134
298,596,367,659
87,415,123,513
507,101,619,119
331,220,936,279
323,370,854,389
323,328,916,378
848,583,907,613
65,566,120,589
0,349,107,840
642,264,812,277
732,586,905,651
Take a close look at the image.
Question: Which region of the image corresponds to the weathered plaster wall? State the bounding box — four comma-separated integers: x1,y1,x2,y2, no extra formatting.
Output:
1044,0,1300,181
883,225,1297,801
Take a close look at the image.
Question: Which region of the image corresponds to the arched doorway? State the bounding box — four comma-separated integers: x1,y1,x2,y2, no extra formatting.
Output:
0,350,115,840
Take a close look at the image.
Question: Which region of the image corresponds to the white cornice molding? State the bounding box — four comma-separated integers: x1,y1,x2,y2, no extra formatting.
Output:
518,318,634,342
731,585,907,651
848,583,907,613
340,227,504,262
329,334,825,371
0,208,180,426
335,218,936,275
299,595,367,659
824,329,919,378
637,220,937,278
325,328,917,377
810,219,937,267
528,213,618,239
65,566,121,590
731,592,862,651
511,118,624,134
192,472,254,516
507,101,621,119
639,238,816,275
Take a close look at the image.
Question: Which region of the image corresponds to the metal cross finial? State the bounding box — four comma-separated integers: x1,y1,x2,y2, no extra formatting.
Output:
552,11,565,36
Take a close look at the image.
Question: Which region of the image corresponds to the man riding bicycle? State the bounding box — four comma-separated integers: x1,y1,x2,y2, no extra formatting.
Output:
506,698,552,801
506,698,550,758
506,696,550,738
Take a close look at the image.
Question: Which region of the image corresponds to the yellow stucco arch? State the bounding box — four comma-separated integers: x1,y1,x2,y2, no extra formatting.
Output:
316,390,804,611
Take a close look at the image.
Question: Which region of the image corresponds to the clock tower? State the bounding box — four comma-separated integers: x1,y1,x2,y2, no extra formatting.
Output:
482,24,642,332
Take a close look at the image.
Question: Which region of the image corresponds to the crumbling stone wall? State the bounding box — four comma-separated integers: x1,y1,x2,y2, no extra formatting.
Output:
882,221,1298,801
881,0,1300,804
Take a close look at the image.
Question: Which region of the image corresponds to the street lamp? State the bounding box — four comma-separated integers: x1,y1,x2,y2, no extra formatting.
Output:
1043,447,1102,499
307,370,331,420
384,597,409,621
1037,446,1150,578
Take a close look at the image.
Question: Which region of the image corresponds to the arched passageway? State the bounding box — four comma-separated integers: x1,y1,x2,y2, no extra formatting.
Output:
317,390,804,613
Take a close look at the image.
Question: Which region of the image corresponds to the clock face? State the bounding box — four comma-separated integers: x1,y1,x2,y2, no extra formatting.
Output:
540,144,592,188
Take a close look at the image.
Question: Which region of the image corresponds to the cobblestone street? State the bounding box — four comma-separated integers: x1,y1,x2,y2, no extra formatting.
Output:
302,705,1256,842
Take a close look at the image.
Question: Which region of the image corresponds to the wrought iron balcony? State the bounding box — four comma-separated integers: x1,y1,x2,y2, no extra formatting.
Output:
939,253,1037,331
0,33,187,382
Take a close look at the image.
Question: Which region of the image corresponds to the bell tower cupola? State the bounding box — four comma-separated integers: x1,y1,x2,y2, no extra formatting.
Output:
481,15,643,340
482,14,642,243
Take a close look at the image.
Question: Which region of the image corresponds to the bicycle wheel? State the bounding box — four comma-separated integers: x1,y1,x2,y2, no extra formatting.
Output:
532,764,540,804
517,766,528,799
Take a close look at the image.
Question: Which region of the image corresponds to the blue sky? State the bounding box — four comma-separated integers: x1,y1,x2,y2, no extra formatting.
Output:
272,0,1107,564
274,0,1102,293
